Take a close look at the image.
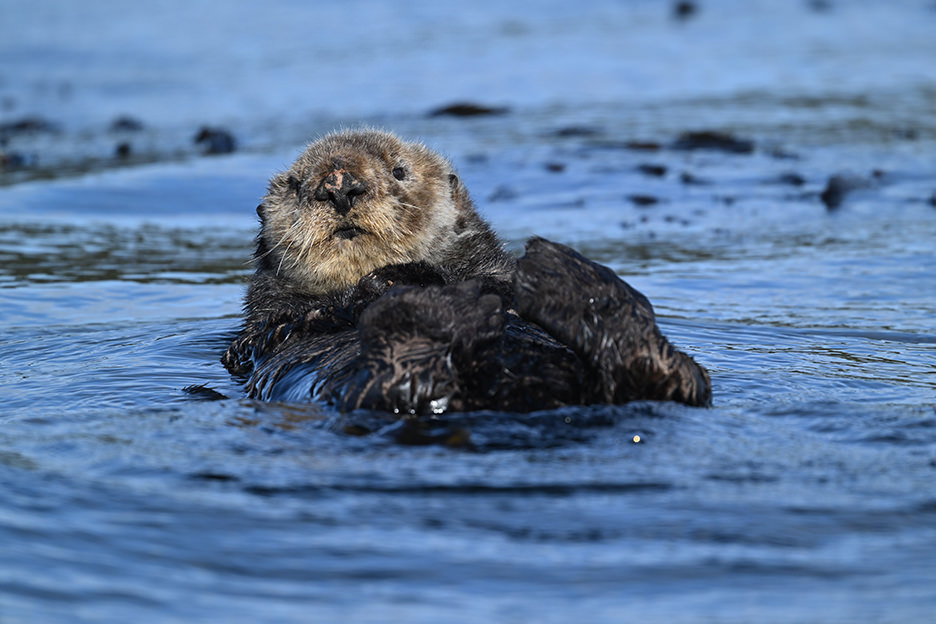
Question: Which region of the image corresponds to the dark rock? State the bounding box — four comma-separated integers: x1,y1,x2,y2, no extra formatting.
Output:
628,194,659,207
767,147,800,160
189,472,240,482
109,115,145,132
679,171,709,185
776,172,806,186
585,140,663,152
194,126,237,154
428,102,510,117
552,125,601,138
672,130,755,154
624,141,662,151
0,149,35,171
807,0,833,12
637,163,667,177
820,173,872,210
0,116,59,140
673,1,698,20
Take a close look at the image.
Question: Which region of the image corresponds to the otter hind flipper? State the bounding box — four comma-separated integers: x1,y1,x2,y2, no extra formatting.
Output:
515,237,712,407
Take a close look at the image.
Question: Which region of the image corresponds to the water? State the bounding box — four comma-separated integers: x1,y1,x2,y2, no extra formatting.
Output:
2,1,936,622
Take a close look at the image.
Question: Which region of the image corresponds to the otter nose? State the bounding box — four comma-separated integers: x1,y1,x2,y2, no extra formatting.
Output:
313,169,368,215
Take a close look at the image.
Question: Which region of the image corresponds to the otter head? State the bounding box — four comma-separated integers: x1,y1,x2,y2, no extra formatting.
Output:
257,129,467,294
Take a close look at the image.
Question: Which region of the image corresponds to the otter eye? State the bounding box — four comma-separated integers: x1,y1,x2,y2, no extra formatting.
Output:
392,167,406,181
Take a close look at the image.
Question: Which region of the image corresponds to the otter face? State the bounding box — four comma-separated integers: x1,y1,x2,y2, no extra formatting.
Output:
259,130,461,294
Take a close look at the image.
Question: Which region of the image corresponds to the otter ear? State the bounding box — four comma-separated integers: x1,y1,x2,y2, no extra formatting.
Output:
448,173,471,208
256,204,266,223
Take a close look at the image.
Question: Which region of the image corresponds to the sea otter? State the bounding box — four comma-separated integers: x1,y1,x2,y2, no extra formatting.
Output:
222,129,711,413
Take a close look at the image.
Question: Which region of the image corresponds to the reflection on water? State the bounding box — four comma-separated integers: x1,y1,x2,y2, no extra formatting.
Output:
2,1,936,622
0,222,253,285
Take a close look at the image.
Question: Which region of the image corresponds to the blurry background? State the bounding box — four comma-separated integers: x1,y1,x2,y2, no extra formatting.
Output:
3,0,935,176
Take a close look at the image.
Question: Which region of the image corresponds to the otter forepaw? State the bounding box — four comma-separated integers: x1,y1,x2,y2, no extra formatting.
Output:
358,262,446,295
221,335,254,377
326,281,506,415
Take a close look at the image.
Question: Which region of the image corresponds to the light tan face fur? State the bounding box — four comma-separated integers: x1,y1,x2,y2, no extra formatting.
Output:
260,130,460,294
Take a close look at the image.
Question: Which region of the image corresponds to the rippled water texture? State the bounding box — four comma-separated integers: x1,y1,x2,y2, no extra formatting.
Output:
2,1,935,622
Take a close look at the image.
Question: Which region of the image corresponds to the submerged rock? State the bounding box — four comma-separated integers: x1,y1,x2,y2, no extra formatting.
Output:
488,185,518,202
114,142,132,159
775,172,806,186
807,0,833,12
672,131,755,154
551,125,601,138
0,149,36,171
637,163,667,177
679,171,710,185
673,1,698,20
628,194,660,207
0,116,59,140
820,173,873,210
109,116,145,132
194,126,237,154
428,102,510,117
624,140,663,151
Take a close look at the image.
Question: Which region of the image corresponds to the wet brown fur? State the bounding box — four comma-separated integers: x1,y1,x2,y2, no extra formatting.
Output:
222,129,711,413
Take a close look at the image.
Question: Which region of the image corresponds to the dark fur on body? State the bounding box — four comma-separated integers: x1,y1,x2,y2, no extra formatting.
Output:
222,130,711,413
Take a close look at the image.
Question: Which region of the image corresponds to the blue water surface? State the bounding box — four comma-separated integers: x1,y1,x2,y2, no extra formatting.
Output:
2,1,935,622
